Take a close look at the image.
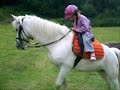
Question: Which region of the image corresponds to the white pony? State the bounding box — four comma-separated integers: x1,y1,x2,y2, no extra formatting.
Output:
12,14,120,90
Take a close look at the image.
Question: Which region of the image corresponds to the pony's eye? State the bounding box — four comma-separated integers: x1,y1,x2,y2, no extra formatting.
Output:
17,22,20,25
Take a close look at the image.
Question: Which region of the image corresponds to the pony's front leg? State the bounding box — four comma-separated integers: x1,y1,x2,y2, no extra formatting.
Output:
55,66,71,90
62,78,67,90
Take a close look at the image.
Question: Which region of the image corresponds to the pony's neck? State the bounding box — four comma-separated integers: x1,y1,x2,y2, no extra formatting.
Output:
28,16,70,44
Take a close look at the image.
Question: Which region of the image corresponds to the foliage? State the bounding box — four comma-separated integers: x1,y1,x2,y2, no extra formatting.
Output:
80,2,97,17
0,0,120,18
0,0,120,26
92,17,120,27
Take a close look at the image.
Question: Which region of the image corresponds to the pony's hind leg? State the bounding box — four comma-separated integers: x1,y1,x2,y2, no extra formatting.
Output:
98,71,120,90
105,65,119,90
107,76,119,90
98,70,111,90
118,62,120,89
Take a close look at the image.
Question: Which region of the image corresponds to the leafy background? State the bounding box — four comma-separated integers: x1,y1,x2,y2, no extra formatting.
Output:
0,0,120,26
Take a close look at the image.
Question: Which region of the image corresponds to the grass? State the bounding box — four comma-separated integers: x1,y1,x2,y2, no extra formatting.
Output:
0,23,120,90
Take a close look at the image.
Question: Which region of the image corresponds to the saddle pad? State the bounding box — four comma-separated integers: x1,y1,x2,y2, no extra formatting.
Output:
72,34,104,60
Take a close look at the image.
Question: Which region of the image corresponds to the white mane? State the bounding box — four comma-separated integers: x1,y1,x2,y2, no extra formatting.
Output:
23,15,70,44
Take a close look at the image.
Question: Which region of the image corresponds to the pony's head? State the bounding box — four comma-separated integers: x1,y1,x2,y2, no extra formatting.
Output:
12,14,31,50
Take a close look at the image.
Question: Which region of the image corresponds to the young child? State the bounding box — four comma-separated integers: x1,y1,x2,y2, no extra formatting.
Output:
64,4,96,61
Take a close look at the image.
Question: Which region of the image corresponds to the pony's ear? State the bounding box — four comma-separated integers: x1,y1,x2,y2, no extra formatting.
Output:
11,14,17,20
25,14,29,17
25,14,28,16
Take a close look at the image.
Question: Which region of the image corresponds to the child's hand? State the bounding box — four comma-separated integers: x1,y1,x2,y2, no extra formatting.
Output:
72,27,75,30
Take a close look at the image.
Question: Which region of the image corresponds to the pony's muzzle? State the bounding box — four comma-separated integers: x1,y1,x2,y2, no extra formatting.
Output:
16,45,24,50
16,42,25,50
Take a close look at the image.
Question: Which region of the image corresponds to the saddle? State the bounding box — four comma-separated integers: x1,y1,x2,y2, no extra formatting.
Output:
72,33,104,60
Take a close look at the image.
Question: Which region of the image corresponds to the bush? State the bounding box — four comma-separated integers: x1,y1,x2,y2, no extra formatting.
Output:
50,18,72,28
80,3,97,17
23,0,65,18
0,6,120,27
91,17,120,27
0,6,32,23
51,17,120,27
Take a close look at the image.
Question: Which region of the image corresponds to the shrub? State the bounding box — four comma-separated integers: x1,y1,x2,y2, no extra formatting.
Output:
50,18,72,28
91,17,120,27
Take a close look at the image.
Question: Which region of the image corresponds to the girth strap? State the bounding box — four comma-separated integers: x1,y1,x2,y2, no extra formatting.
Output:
73,56,82,68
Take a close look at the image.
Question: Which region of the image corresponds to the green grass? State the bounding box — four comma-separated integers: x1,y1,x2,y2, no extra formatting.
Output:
93,27,120,43
0,23,120,90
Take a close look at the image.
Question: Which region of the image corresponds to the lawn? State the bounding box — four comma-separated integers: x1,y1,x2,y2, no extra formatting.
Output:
0,23,120,90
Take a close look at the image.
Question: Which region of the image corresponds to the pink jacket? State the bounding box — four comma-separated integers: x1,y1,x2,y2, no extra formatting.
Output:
73,15,91,33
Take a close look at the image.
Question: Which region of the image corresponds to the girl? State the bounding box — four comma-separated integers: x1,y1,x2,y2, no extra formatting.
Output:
64,5,96,61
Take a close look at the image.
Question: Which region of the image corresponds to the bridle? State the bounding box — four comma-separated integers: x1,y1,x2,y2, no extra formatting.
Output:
16,18,32,49
16,18,72,49
16,25,30,42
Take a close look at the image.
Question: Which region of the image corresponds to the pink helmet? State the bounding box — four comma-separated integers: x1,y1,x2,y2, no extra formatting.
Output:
64,5,78,19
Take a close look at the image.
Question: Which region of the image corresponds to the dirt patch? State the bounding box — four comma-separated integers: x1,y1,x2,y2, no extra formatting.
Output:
105,43,120,49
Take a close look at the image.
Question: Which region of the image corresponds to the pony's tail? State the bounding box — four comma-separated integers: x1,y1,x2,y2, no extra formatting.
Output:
111,48,120,62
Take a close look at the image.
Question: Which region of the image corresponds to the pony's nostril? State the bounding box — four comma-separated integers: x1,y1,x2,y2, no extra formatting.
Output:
16,43,25,50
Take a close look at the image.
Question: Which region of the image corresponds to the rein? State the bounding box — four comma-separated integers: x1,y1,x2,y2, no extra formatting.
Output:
28,29,72,48
17,17,72,48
